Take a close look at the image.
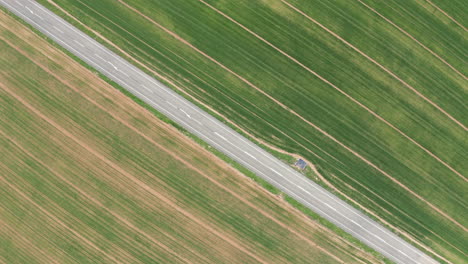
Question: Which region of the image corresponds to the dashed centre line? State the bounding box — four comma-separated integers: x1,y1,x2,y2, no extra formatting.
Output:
165,100,177,108
243,151,257,160
53,25,63,34
180,109,191,118
214,132,227,141
94,53,106,62
141,84,153,93
108,61,118,70
25,6,33,14
73,39,84,47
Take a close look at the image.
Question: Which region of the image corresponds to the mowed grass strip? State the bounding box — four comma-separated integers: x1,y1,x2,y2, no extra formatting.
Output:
34,0,467,262
0,11,383,264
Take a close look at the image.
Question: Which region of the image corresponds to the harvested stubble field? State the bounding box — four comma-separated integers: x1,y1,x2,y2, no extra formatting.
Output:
35,0,468,263
0,11,383,264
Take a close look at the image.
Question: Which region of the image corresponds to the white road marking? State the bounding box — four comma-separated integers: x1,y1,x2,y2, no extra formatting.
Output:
73,39,84,47
108,61,118,70
53,25,63,34
324,202,337,212
119,69,129,77
243,151,257,160
165,100,177,108
94,54,119,72
270,168,281,175
141,84,153,93
25,6,33,14
94,53,106,62
192,119,202,126
180,109,191,118
9,2,436,262
214,132,228,141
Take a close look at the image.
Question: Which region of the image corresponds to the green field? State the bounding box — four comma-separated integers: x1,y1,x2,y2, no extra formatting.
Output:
0,11,386,263
415,0,467,32
32,0,468,262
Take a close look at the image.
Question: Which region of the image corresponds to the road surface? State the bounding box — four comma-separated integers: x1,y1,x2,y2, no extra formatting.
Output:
0,0,439,263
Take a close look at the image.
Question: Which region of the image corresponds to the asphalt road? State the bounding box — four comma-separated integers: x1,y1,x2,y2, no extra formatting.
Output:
1,0,439,263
